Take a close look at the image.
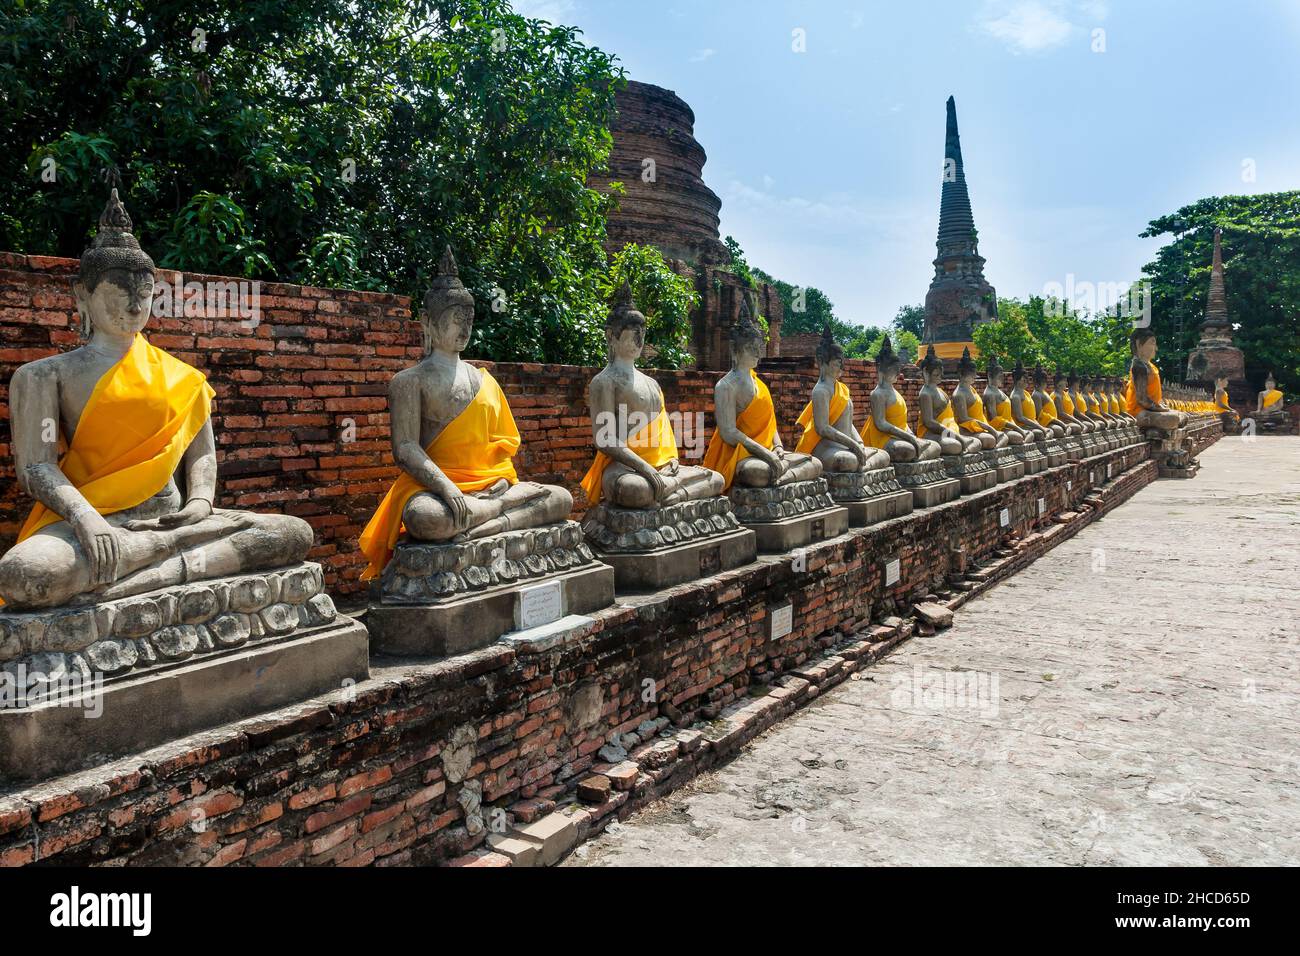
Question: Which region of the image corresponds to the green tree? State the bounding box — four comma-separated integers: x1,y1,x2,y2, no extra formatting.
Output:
604,243,697,369
891,303,925,340
750,267,837,336
0,0,625,364
1138,191,1300,394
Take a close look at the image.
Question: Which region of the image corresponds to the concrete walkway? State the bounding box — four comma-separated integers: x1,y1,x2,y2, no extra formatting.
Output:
568,437,1300,866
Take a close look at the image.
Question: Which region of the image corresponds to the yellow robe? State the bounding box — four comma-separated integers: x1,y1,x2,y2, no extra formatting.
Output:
1036,393,1059,427
795,380,850,454
1109,395,1122,415
579,398,678,508
702,370,777,491
958,392,992,433
1087,393,1103,415
990,396,1015,430
1060,392,1076,416
917,394,959,440
1125,362,1161,416
1216,391,1233,412
17,333,214,543
1261,388,1283,411
359,368,520,580
861,388,909,449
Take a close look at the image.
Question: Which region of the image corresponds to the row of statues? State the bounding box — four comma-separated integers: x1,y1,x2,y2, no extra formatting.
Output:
0,190,1224,779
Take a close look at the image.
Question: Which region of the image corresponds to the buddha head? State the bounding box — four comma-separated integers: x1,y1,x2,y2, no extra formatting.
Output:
920,346,944,386
957,347,979,387
1053,368,1068,392
1215,375,1228,390
874,334,901,387
1010,358,1028,390
73,188,156,340
1265,372,1276,391
607,281,647,363
1068,370,1082,392
1130,327,1158,362
423,245,475,355
815,323,844,379
729,296,765,371
1033,364,1049,391
985,353,1003,388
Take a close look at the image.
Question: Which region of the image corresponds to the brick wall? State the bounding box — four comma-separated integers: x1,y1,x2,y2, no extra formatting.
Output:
0,432,1220,867
0,256,980,597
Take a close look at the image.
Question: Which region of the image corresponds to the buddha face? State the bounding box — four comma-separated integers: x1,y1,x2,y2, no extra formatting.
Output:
75,268,154,338
1266,375,1276,390
425,302,473,354
960,368,978,387
608,321,645,362
733,335,763,370
1135,335,1158,361
878,360,901,386
922,365,944,386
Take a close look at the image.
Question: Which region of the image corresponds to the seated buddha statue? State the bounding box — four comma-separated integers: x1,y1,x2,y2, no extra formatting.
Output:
1214,375,1239,425
1253,373,1286,428
951,348,1011,449
1070,372,1105,432
1125,328,1188,433
1055,369,1094,434
796,325,894,472
581,284,725,508
1008,359,1050,441
1032,365,1070,438
704,299,822,490
861,335,941,462
358,247,573,579
917,347,982,457
1088,374,1119,429
979,353,1029,445
1107,376,1134,424
0,189,313,610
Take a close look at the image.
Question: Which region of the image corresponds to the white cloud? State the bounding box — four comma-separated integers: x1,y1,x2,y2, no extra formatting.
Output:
690,48,716,62
512,0,577,25
976,1,1079,54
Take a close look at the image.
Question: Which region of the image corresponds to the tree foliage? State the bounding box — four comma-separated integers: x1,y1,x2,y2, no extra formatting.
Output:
604,243,697,370
973,296,1128,375
0,0,626,364
1138,191,1300,395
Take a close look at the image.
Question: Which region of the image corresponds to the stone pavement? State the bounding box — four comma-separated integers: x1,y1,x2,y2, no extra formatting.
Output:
567,437,1300,866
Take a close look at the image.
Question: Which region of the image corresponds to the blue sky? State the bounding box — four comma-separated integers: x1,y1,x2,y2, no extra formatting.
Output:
517,0,1300,328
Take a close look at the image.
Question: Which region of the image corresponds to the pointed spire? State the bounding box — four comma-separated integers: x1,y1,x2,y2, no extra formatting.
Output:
920,345,943,374
937,96,977,250
1203,227,1228,328
437,244,458,277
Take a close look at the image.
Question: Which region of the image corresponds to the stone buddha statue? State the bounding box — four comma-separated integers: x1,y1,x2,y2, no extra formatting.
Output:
1008,359,1050,442
582,283,725,508
980,353,1027,443
705,300,822,490
861,336,957,506
1054,369,1093,435
1125,328,1188,434
1031,364,1068,438
1214,374,1239,426
0,190,313,610
917,347,982,457
1253,373,1286,428
358,246,574,580
579,284,751,589
1069,372,1103,432
951,348,1010,450
796,325,891,473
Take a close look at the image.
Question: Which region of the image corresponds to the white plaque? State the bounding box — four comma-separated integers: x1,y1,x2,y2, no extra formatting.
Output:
1067,480,1073,491
1107,464,1113,478
1037,497,1046,516
769,603,793,639
999,508,1010,527
884,558,900,586
516,579,563,630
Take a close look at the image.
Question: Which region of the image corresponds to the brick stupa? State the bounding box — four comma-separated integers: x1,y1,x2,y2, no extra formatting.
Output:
922,96,997,363
1186,227,1246,386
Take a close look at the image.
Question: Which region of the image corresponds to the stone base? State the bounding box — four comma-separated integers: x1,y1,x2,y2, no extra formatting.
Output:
841,489,914,527
1146,430,1200,479
1012,440,1047,474
893,459,961,508
0,615,368,782
728,478,836,524
747,506,850,552
1039,439,1068,468
595,528,757,592
1062,436,1085,461
991,447,1025,483
943,451,998,495
367,563,614,658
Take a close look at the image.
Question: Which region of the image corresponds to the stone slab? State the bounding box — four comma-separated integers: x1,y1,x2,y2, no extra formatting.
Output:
841,489,914,527
600,528,756,593
911,477,961,508
0,616,369,782
366,563,614,658
745,506,849,553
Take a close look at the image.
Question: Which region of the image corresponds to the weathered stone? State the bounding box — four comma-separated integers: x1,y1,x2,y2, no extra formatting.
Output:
151,624,200,660
84,638,138,675
914,602,954,629
577,775,612,803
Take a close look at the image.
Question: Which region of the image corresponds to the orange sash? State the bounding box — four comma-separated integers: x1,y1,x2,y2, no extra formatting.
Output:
579,401,678,507
1125,362,1162,416
795,380,850,454
702,370,777,491
358,368,520,580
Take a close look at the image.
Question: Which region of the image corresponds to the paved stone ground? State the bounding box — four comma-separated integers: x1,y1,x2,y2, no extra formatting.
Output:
568,437,1300,866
